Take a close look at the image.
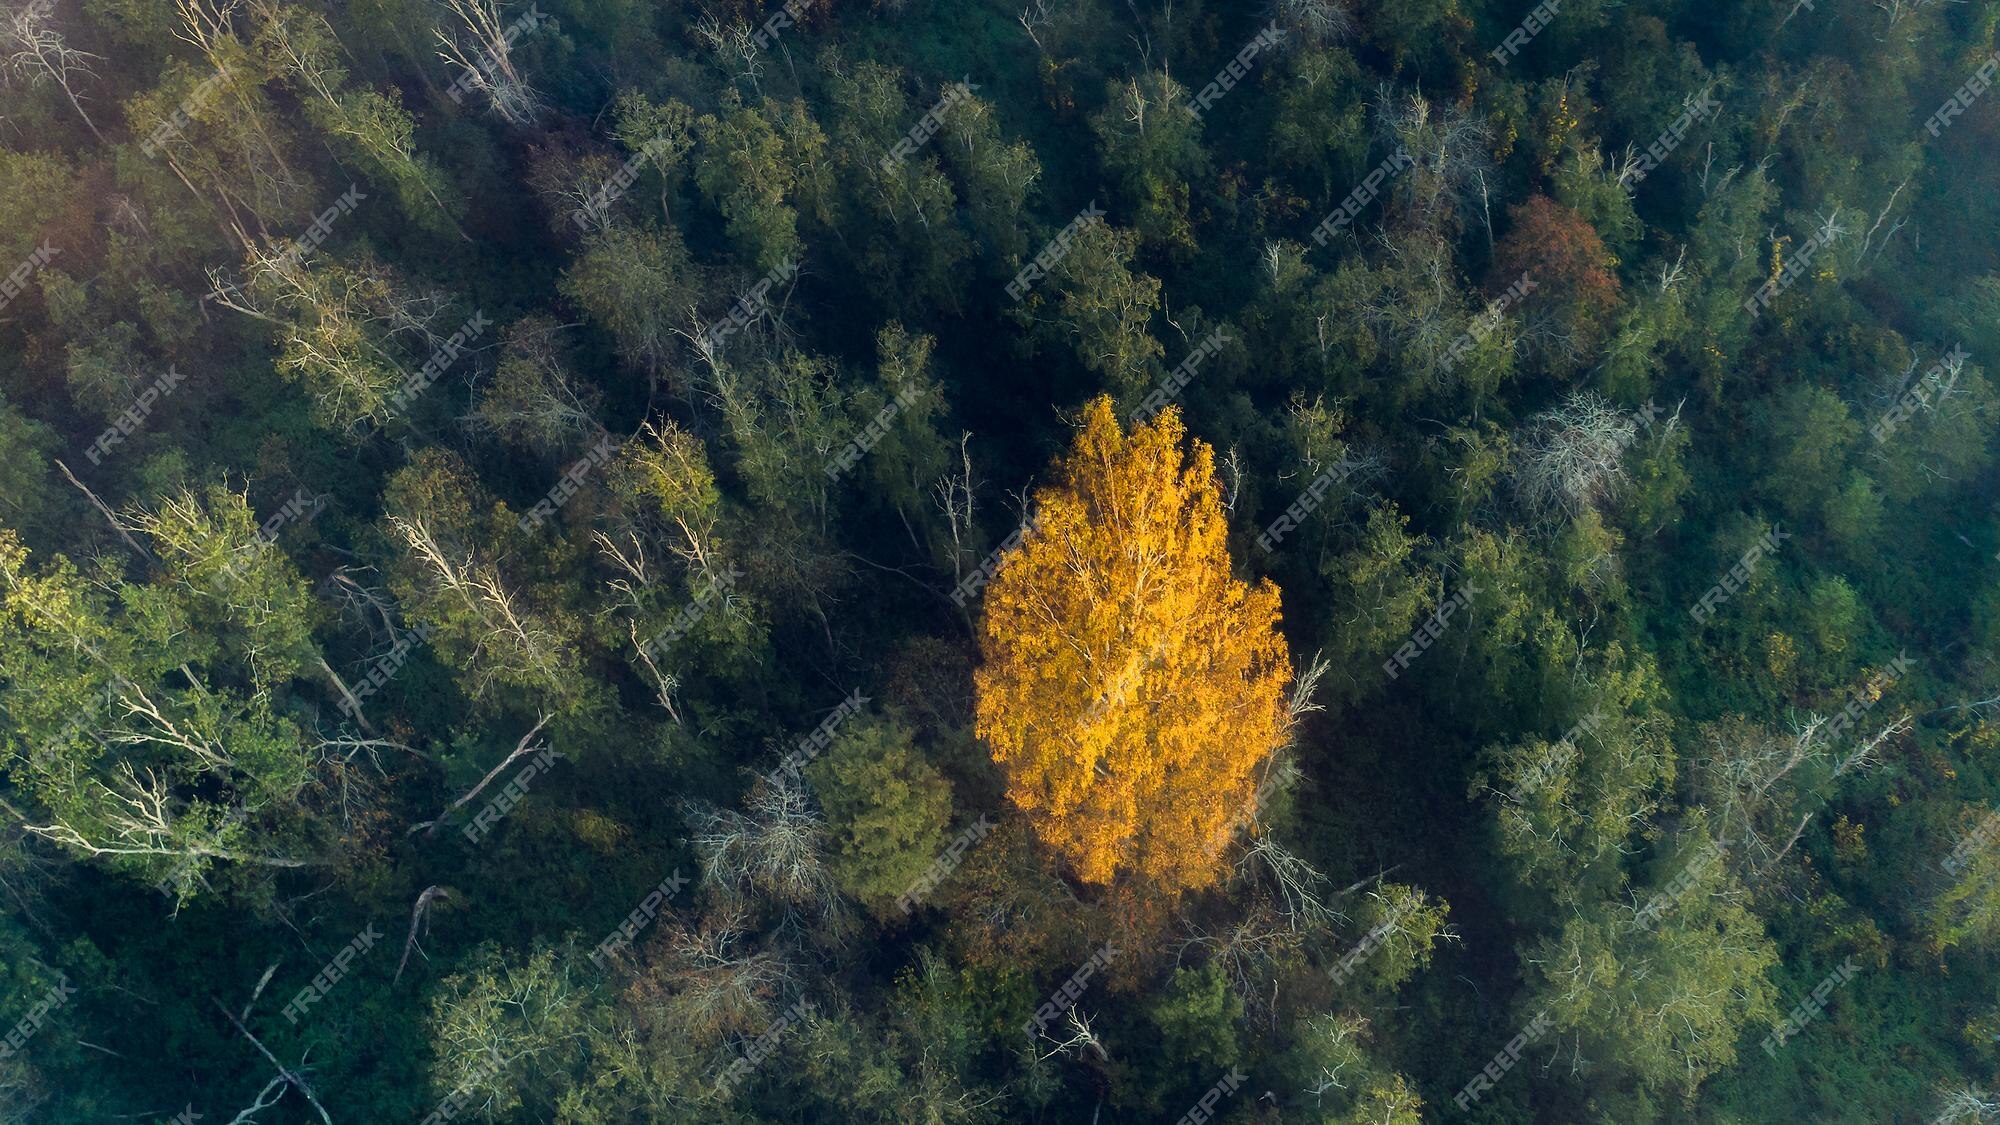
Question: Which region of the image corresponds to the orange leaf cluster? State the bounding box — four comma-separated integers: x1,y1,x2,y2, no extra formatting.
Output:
1490,194,1621,319
974,397,1292,891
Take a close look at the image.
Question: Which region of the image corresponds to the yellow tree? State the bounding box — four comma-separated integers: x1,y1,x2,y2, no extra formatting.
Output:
975,396,1292,890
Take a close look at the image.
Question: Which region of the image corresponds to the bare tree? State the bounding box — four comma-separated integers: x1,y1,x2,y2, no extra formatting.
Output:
1869,343,1969,422
436,0,542,125
1219,446,1244,513
1289,648,1331,724
1692,711,1910,873
1271,0,1352,45
1018,0,1053,54
1934,1086,2000,1124
223,1076,289,1124
470,319,607,455
249,0,467,235
172,0,310,226
410,715,552,836
1778,0,1816,28
523,146,626,234
209,247,457,429
1296,1013,1367,1103
1512,391,1639,520
8,764,317,874
689,12,766,96
933,432,978,589
389,515,571,700
1874,0,1948,39
687,775,843,927
213,996,334,1124
637,906,795,1045
320,566,403,648
594,525,656,608
1033,1007,1108,1062
1235,836,1344,933
1175,902,1303,1026
1,0,104,140
1857,177,1911,266
1374,87,1492,234
394,885,454,984
1356,231,1474,387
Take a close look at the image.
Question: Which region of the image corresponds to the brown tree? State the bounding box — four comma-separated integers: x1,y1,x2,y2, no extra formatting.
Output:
1489,195,1623,372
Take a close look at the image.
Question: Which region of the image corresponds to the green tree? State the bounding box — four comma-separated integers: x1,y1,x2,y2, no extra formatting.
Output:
805,714,953,913
253,1,463,236
1317,504,1434,706
1033,220,1164,399
0,521,325,903
1475,678,1676,909
381,450,601,718
1089,71,1206,253
427,941,694,1121
1934,812,2000,953
1274,1013,1425,1123
1522,837,1779,1113
559,221,703,381
1149,961,1242,1074
695,96,825,274
936,88,1039,262
0,391,54,531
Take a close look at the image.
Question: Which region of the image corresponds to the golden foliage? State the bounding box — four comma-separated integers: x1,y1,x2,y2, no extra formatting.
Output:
974,397,1292,891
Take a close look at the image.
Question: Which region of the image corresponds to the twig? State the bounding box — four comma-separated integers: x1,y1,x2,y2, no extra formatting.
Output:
241,960,279,1023
394,885,452,984
412,714,551,836
316,655,378,736
55,460,154,563
211,997,334,1125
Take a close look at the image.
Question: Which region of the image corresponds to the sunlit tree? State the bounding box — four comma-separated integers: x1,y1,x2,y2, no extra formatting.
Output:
974,397,1292,890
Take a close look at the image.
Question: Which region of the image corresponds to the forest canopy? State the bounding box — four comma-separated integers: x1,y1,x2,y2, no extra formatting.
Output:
0,0,1998,1122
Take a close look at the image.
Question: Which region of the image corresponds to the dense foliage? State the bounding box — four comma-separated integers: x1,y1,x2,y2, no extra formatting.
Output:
975,396,1291,892
0,0,1998,1121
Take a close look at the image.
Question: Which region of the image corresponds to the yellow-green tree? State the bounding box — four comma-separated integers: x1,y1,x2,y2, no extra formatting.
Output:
974,397,1291,890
